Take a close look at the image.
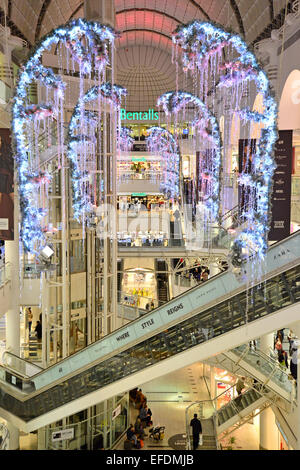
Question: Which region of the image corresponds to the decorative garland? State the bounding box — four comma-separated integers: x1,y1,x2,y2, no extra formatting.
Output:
67,82,127,223
157,91,222,223
12,19,116,255
146,126,180,200
173,21,277,269
119,127,134,152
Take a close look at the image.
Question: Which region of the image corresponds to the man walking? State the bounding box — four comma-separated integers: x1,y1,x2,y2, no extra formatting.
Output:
190,413,202,450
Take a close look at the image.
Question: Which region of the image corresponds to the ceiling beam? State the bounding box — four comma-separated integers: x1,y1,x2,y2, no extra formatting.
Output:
68,0,211,24
118,29,173,43
188,0,210,20
69,2,84,20
117,8,184,26
7,0,12,18
268,0,274,21
229,0,245,37
35,0,52,42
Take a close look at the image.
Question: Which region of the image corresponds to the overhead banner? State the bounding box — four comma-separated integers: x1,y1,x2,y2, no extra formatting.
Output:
238,139,257,216
268,130,293,241
0,129,14,240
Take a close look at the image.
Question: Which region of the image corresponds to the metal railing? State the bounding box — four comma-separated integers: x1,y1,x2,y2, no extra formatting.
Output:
229,344,296,400
41,393,128,450
0,262,11,288
0,423,9,450
185,382,271,450
185,383,240,450
117,170,163,183
2,351,43,379
0,233,298,422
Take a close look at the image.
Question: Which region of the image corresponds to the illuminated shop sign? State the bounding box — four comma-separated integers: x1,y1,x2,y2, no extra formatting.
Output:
121,109,159,121
131,157,146,162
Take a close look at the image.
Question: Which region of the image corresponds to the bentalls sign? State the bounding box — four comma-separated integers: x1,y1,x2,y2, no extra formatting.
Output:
121,109,159,121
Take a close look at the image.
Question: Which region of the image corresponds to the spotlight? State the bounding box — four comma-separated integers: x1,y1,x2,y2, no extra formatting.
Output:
39,245,54,263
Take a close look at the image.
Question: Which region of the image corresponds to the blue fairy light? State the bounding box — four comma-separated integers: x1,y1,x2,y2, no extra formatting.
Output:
173,21,277,270
12,19,117,255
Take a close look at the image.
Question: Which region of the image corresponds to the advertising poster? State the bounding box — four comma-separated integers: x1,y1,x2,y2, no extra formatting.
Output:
268,130,292,241
0,129,14,240
238,139,257,217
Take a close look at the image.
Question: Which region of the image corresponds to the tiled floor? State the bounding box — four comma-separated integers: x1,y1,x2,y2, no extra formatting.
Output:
115,362,261,451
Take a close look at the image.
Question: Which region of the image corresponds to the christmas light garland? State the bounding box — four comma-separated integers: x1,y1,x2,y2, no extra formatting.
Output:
173,21,277,269
146,126,180,200
119,127,134,152
157,91,222,223
68,82,127,223
12,19,116,255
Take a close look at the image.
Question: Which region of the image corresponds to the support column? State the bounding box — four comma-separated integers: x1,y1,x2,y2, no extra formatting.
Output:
208,261,220,279
259,332,275,450
5,169,20,449
259,407,278,450
260,333,273,355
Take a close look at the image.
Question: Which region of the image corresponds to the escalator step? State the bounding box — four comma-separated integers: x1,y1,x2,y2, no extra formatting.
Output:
241,397,249,408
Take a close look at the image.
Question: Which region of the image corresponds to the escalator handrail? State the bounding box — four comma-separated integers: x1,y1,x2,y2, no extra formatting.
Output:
2,229,300,393
1,351,43,379
185,383,252,448
230,345,296,386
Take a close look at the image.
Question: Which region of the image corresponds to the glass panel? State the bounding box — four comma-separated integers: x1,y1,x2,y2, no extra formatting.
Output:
0,263,299,421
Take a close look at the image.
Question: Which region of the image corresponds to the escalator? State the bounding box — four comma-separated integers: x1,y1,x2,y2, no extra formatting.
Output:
186,385,276,450
0,230,300,431
155,260,169,306
205,344,295,405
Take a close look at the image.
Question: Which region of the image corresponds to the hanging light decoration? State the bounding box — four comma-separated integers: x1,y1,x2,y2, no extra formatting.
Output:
12,19,117,255
67,83,127,224
119,127,134,153
157,91,222,224
146,126,180,200
173,21,277,273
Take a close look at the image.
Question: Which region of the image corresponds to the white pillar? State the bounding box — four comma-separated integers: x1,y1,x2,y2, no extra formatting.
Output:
5,169,20,450
209,262,220,279
259,333,276,450
259,407,278,450
260,333,273,355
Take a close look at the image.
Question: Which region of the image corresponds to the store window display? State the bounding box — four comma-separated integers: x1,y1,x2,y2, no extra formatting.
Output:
122,269,157,310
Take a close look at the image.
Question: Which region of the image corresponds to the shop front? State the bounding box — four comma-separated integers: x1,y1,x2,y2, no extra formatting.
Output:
121,267,157,310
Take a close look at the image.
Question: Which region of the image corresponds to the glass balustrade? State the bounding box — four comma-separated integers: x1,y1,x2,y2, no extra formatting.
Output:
185,384,267,449
0,423,9,450
41,394,128,450
0,262,299,422
231,345,293,395
0,263,10,287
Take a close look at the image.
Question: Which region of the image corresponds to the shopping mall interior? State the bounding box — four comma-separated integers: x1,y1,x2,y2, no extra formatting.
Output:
0,0,300,452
